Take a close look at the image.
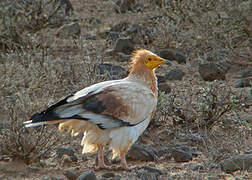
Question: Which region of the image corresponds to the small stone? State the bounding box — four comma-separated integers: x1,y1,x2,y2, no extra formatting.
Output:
127,144,156,161
165,68,185,81
156,75,166,83
82,34,97,40
113,38,134,55
198,62,228,81
126,24,141,34
154,0,172,7
189,58,206,69
87,17,102,25
127,25,155,44
101,172,115,178
111,22,129,32
98,63,127,79
115,175,121,180
62,154,72,164
0,122,7,131
158,82,171,94
19,172,26,177
209,164,219,170
26,166,40,172
97,25,110,38
47,162,57,167
192,151,200,157
56,147,78,162
206,176,219,180
81,154,88,161
191,164,204,171
105,49,114,56
38,160,47,167
50,176,65,180
157,129,174,141
133,3,143,12
206,49,231,62
157,49,175,60
77,170,97,180
234,79,251,88
62,155,72,166
107,32,122,40
174,52,187,64
171,148,192,163
244,150,252,154
220,154,252,173
156,147,173,157
137,172,158,180
185,163,204,171
57,0,74,16
56,22,81,39
0,155,10,162
114,0,136,13
116,52,131,61
177,133,203,144
137,165,163,175
41,176,51,180
63,169,80,180
158,49,187,64
221,118,233,127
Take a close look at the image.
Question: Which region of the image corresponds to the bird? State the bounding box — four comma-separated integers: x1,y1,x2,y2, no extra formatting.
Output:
23,49,172,169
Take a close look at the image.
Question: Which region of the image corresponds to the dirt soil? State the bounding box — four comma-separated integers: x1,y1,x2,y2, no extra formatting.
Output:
0,0,252,179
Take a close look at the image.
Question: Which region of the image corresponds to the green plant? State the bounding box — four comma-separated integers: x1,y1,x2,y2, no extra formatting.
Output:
196,81,248,130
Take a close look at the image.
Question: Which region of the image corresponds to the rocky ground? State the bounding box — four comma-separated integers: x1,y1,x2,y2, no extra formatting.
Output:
0,0,252,179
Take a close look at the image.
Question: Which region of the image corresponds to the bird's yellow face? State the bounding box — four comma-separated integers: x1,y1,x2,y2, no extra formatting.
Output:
144,54,167,70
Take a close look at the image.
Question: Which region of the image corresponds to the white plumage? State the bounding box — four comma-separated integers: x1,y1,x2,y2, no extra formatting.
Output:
24,49,171,169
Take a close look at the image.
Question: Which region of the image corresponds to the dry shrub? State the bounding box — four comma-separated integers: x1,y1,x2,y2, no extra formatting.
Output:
153,0,251,63
156,80,248,130
0,105,60,164
0,0,73,52
0,33,105,163
194,82,248,130
155,80,251,165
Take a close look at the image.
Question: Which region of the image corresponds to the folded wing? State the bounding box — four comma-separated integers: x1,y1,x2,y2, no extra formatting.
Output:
24,80,156,130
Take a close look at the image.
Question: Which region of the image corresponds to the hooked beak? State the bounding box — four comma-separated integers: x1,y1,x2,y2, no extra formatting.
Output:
157,56,172,66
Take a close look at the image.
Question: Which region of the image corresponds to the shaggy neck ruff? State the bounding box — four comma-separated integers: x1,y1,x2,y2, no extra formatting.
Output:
128,56,158,96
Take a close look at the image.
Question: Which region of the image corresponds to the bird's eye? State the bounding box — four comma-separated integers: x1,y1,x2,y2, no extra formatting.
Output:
148,58,152,61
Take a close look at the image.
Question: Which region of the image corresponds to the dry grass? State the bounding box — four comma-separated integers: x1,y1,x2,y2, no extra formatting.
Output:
0,0,74,52
0,26,106,164
153,0,251,63
156,80,248,129
153,79,251,167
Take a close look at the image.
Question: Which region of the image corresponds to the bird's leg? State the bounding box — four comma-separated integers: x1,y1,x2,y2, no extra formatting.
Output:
120,153,129,169
118,142,132,170
97,145,110,169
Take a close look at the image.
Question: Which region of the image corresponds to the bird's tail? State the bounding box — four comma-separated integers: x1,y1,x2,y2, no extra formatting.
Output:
23,111,63,128
23,95,74,128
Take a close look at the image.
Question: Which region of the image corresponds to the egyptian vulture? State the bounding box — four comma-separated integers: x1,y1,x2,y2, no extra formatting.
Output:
24,49,172,169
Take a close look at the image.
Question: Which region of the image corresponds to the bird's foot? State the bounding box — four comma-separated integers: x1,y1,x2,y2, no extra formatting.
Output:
119,158,130,171
95,164,112,171
114,166,131,171
109,164,131,171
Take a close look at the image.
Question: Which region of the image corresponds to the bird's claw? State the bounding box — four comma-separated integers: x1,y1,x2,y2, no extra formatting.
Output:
110,165,132,171
95,165,112,171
